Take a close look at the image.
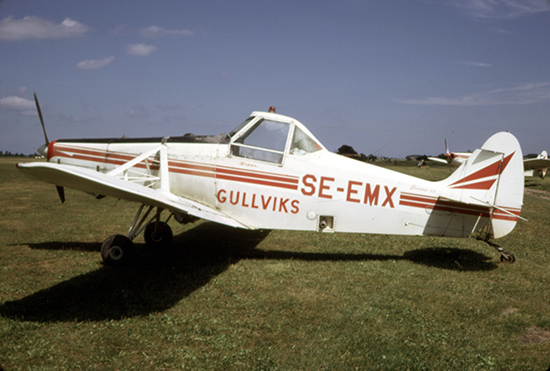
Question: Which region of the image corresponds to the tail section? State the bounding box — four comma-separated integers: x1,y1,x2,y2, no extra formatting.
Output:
440,131,524,239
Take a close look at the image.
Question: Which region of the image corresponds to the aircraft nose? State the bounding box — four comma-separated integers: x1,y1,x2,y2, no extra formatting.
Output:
37,143,48,158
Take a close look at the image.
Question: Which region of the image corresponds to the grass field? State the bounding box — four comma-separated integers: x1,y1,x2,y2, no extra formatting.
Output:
1,157,550,370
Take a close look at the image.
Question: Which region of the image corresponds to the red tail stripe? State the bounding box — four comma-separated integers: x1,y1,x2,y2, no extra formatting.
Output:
450,179,496,190
450,152,515,187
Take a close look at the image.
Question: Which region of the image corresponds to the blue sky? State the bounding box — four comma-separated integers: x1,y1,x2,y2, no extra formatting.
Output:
1,0,549,157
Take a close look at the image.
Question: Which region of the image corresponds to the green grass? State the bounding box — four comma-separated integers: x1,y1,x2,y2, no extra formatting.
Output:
1,157,550,370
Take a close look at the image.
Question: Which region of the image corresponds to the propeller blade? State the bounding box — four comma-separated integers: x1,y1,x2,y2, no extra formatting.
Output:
34,93,63,202
34,92,50,157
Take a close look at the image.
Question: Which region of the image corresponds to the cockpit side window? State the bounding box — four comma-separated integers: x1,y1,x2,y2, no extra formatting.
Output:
290,127,322,156
230,119,290,164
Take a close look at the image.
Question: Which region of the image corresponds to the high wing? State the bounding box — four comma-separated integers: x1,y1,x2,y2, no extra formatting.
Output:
16,161,252,230
524,158,550,170
523,152,550,170
427,156,449,165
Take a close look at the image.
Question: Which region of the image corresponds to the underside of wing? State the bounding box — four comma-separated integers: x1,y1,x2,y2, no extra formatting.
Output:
16,162,252,229
523,158,550,170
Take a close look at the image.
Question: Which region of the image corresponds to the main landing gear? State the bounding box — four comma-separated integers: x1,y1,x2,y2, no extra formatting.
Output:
100,204,194,266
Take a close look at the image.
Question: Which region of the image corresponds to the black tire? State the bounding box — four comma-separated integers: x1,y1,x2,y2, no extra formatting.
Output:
144,221,173,248
500,251,516,263
101,234,135,266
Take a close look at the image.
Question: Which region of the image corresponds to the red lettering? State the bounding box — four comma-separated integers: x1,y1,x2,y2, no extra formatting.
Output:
230,190,239,205
382,186,396,208
251,194,259,209
220,188,300,215
279,198,289,213
291,200,300,214
261,195,272,210
217,189,227,203
318,177,334,199
242,192,249,207
301,174,317,196
346,180,362,203
364,184,380,206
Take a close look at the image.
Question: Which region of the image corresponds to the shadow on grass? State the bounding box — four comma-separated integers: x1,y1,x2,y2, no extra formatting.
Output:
1,223,269,323
231,246,497,272
2,223,497,322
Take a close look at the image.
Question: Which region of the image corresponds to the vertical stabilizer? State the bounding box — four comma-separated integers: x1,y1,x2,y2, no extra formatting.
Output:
440,132,524,239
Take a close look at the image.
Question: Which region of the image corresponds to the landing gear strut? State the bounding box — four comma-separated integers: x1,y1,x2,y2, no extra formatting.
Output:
101,204,179,266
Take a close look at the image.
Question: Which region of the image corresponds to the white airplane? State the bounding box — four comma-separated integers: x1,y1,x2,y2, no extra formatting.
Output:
429,139,548,179
523,150,549,179
17,95,525,266
428,139,471,167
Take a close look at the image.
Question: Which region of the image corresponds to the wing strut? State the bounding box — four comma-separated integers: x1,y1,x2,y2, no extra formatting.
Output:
107,139,170,191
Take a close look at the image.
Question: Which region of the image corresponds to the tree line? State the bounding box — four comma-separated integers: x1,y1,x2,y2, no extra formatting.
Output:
337,144,379,162
0,151,38,158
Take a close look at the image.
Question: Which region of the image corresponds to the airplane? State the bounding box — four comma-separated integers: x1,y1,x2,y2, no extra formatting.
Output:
523,150,549,179
428,139,470,167
17,94,525,266
429,139,549,179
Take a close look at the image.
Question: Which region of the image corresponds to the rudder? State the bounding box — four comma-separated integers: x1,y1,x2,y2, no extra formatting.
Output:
440,132,524,239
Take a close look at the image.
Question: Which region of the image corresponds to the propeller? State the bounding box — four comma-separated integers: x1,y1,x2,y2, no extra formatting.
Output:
34,92,65,203
443,138,454,165
34,92,49,158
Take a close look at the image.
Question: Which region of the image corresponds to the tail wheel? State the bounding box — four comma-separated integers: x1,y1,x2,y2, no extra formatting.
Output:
144,221,173,248
500,251,516,263
101,234,135,266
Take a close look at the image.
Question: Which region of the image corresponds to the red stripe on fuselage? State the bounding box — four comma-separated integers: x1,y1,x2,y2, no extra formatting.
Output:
50,143,298,190
399,192,520,221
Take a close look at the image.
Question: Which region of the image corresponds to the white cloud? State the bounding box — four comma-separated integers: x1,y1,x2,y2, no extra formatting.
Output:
77,56,115,69
0,16,91,41
140,25,194,38
446,0,550,19
396,82,550,106
0,96,35,111
126,43,157,56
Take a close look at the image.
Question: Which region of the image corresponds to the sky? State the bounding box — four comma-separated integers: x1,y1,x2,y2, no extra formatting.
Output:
1,0,549,158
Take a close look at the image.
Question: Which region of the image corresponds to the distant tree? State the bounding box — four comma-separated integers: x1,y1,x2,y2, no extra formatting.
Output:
337,145,358,156
365,154,377,162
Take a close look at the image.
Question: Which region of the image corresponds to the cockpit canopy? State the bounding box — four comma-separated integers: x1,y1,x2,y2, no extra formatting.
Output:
228,112,324,165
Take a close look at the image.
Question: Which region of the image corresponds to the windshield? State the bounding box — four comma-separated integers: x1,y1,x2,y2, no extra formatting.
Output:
228,117,254,138
236,120,290,151
230,119,290,164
